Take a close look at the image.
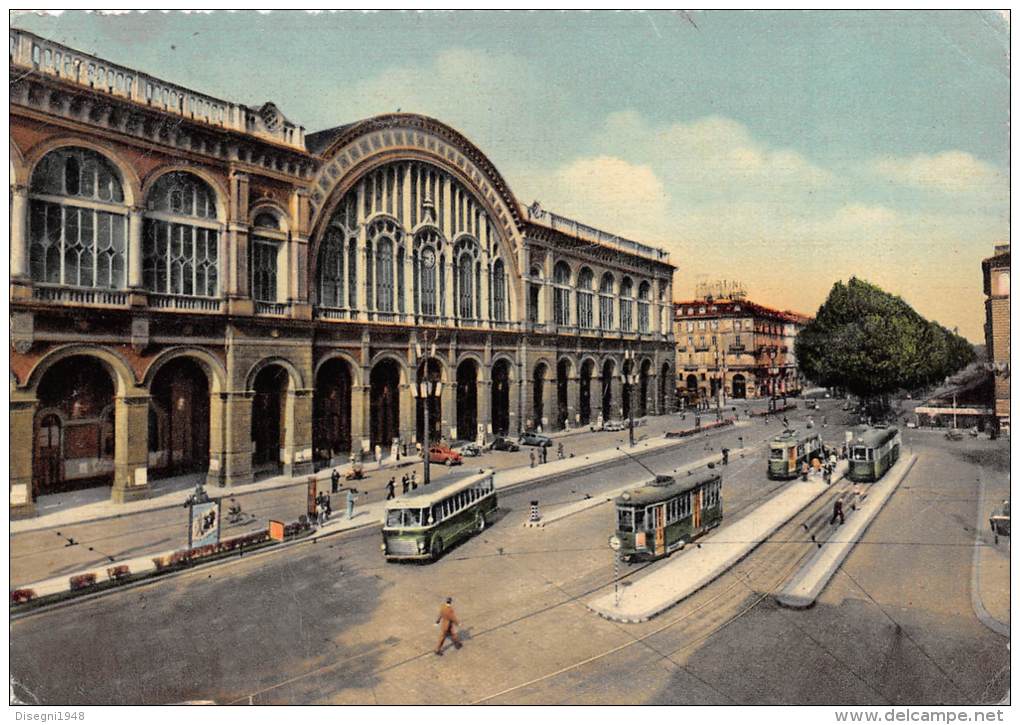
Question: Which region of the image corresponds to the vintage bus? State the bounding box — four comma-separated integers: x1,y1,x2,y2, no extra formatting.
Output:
767,429,825,480
382,470,497,561
847,426,901,482
609,472,723,562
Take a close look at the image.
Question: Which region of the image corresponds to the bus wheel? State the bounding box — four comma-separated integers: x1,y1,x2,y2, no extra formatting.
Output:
431,536,444,560
476,513,486,533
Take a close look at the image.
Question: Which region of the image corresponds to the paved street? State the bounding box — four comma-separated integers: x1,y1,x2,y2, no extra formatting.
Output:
9,400,1009,705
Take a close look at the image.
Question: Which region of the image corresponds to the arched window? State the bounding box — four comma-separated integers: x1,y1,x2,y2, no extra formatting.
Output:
527,265,542,324
577,267,594,329
143,172,219,297
620,277,634,332
250,210,285,303
492,258,507,322
638,281,651,333
317,226,347,308
29,147,127,288
376,236,394,312
414,229,442,318
455,237,479,320
599,273,615,331
553,261,572,326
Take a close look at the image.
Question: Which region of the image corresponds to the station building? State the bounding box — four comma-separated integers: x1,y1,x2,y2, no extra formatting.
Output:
982,243,1010,434
674,295,810,406
9,30,677,517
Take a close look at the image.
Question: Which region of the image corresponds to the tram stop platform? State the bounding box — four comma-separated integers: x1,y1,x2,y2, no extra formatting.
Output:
586,467,844,623
775,454,917,609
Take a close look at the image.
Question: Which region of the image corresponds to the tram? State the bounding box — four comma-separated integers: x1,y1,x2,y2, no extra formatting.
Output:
847,426,901,482
767,429,825,480
609,472,722,562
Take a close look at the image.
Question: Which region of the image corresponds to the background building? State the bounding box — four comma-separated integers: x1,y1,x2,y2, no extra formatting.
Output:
982,243,1010,434
8,30,676,517
674,294,810,408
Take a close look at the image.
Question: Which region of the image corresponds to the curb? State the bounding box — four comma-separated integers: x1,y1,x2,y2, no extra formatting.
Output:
11,423,752,611
775,454,917,609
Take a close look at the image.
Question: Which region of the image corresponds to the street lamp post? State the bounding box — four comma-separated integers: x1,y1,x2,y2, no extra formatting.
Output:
414,333,442,487
768,348,778,414
624,349,638,447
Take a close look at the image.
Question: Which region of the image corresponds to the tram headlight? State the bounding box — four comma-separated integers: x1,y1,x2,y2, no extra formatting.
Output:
609,535,621,551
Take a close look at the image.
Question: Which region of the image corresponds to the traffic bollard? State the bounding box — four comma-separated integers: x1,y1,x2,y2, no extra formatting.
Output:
529,500,541,523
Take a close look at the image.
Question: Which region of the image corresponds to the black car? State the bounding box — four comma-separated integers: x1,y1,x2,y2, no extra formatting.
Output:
488,436,520,452
519,431,553,447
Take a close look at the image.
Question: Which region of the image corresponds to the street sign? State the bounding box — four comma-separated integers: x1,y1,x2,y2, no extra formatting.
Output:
268,520,285,542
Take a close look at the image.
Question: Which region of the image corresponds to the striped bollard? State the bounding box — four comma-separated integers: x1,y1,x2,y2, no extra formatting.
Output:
529,500,540,523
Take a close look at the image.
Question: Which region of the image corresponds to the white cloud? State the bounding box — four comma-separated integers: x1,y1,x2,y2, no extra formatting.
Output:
594,111,834,196
872,151,1006,194
524,156,671,244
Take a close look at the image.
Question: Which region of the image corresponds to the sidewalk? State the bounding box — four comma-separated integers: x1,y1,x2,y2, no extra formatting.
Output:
12,420,751,593
586,463,843,623
776,455,917,609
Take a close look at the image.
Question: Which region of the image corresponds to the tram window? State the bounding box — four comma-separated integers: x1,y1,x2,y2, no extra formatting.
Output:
634,509,645,530
769,447,784,460
851,447,868,461
618,508,634,532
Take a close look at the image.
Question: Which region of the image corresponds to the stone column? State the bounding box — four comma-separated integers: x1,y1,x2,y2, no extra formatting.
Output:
566,375,580,429
350,383,370,454
10,394,37,519
127,206,144,289
356,225,368,318
398,383,415,447
477,379,492,442
111,388,151,503
480,255,490,323
10,184,29,281
441,379,455,442
222,391,254,487
611,376,624,421
443,255,455,322
284,389,314,477
206,391,227,487
509,374,521,435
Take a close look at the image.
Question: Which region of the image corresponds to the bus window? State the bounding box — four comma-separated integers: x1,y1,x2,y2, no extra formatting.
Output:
405,509,423,527
386,509,403,527
432,505,442,523
769,447,785,460
851,447,867,461
618,508,634,532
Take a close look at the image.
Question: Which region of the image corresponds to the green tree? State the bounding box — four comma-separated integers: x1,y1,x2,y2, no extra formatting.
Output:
796,278,975,407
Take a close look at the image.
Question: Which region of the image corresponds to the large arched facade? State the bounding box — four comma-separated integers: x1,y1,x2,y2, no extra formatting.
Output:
10,55,680,517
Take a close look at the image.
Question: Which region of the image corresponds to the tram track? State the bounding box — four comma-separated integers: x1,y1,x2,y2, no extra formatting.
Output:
223,473,848,705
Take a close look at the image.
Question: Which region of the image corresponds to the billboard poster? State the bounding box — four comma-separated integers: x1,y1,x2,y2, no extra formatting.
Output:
189,500,221,548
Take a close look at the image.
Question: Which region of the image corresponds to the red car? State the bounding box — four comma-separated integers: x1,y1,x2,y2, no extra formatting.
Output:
429,445,463,466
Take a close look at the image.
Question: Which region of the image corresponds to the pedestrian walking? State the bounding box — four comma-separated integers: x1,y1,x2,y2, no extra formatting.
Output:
411,472,419,490
529,450,536,468
541,445,548,464
830,498,844,526
346,487,358,519
801,461,809,481
374,444,382,466
557,442,564,460
782,416,789,429
331,468,341,493
386,477,396,500
401,475,409,495
434,596,463,656
316,499,327,527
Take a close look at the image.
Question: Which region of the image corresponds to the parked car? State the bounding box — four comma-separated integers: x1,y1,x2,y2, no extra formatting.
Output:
519,431,553,447
990,499,1010,544
460,442,482,457
428,444,462,466
488,437,520,452
905,421,917,429
944,429,964,441
603,420,626,432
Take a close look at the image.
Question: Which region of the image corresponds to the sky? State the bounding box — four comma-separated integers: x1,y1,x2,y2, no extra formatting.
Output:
11,10,1009,341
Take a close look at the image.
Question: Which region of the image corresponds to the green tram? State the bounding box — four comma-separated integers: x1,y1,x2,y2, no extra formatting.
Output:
609,473,723,562
382,470,497,562
848,426,901,482
767,429,825,480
